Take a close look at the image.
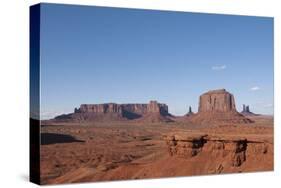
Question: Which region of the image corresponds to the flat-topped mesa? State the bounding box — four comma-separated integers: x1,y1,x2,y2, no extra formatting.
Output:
147,100,169,115
121,104,148,115
199,89,236,113
79,103,122,114
191,89,253,124
77,101,168,115
54,100,170,122
134,100,172,123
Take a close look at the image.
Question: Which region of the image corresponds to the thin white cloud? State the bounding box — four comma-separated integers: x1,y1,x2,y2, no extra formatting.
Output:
264,103,273,108
250,86,261,91
211,65,226,71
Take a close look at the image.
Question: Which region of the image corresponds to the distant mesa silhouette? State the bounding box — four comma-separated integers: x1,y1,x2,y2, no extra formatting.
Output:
53,100,173,123
49,89,255,125
185,106,194,116
241,104,259,116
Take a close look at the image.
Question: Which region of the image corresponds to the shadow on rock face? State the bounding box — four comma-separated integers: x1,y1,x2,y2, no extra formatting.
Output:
41,133,85,145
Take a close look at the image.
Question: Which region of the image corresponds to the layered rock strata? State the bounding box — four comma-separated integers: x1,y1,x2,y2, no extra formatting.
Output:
54,100,171,122
191,89,253,124
163,132,273,169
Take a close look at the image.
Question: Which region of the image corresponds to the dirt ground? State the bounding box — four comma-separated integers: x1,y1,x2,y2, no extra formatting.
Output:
40,115,273,185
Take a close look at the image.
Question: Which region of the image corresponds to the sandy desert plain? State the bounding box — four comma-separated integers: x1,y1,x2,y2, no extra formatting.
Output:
39,89,273,185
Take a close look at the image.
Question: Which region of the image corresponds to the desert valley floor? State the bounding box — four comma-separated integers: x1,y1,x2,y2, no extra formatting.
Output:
40,115,273,185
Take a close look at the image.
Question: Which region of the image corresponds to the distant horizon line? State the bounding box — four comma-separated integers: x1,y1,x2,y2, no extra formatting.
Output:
33,100,274,120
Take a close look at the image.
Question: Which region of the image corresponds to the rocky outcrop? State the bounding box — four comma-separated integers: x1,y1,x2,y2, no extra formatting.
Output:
122,104,148,115
191,89,253,124
164,133,208,158
241,104,259,116
54,101,171,122
198,89,236,112
78,101,168,115
52,89,254,124
163,132,273,169
80,103,123,114
148,101,168,114
125,101,173,123
185,106,194,116
74,108,80,113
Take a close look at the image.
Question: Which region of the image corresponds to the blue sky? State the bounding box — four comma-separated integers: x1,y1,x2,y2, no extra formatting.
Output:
39,3,274,119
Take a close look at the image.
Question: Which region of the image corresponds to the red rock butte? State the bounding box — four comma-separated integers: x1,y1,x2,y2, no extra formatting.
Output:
52,89,253,124
198,89,236,113
191,89,253,124
54,100,172,122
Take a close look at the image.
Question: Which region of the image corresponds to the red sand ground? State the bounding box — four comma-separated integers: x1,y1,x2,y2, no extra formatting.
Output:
40,115,273,185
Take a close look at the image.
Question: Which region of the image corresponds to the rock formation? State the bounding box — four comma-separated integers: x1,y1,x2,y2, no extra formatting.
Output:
134,101,172,123
198,89,236,112
191,89,253,124
185,106,194,116
79,103,123,114
241,104,259,116
74,108,80,113
52,89,254,124
163,132,273,169
77,101,168,116
54,100,172,122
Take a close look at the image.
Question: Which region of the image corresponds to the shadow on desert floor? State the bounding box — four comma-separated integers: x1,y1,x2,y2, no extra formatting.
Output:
41,133,84,145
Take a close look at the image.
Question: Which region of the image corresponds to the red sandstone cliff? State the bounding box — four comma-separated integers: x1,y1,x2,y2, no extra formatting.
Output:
54,100,171,122
191,89,253,124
